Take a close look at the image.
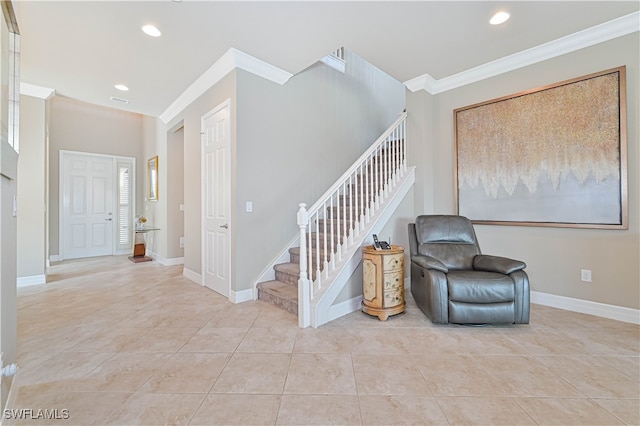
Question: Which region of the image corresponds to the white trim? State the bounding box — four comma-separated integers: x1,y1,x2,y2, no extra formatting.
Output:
531,291,640,325
328,295,363,323
160,48,292,124
59,151,136,261
230,288,254,304
20,82,55,99
320,54,346,73
149,253,184,266
183,268,202,285
17,275,46,287
2,366,20,424
405,11,640,94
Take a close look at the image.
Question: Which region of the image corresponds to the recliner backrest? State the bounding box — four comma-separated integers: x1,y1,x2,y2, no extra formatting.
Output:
414,215,480,270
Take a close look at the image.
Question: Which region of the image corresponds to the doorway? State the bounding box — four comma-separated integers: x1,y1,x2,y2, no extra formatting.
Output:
59,151,135,260
201,100,231,298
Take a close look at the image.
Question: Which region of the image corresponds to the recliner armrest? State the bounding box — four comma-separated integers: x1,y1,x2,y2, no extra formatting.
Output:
473,255,526,274
411,255,448,273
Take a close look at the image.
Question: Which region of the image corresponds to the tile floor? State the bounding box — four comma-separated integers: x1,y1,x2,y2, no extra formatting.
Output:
11,255,640,425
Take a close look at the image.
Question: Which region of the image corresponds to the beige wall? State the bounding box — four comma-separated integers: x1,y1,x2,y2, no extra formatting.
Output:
407,34,639,310
48,96,144,257
17,95,46,280
233,50,405,292
166,127,184,259
165,72,237,275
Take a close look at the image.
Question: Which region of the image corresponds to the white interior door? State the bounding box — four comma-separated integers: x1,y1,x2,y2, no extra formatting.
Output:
61,152,114,259
202,101,231,297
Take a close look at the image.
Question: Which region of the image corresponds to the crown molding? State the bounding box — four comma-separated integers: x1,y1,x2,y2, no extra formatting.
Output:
20,82,55,99
160,48,292,124
405,11,640,94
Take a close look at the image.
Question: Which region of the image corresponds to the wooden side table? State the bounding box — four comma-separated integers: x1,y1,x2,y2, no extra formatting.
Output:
361,245,405,320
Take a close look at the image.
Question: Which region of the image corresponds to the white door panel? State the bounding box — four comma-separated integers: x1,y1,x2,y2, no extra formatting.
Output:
202,101,231,297
61,152,114,259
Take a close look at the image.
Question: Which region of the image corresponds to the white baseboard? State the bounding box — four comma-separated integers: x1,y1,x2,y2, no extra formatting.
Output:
328,295,363,323
150,253,184,266
183,268,202,285
531,291,640,325
17,275,46,288
49,254,61,263
230,288,254,304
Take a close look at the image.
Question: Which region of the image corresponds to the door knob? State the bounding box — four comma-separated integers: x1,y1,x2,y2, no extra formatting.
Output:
220,224,229,229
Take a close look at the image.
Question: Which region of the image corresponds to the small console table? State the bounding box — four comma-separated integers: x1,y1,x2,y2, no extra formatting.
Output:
129,226,160,263
361,245,405,320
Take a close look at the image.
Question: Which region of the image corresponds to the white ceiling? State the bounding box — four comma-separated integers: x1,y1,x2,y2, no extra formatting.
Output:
14,1,640,118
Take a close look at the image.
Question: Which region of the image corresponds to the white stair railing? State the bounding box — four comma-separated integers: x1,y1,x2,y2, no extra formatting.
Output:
297,113,407,328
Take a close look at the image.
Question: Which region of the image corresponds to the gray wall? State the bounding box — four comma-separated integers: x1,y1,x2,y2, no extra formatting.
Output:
165,72,237,275
48,96,144,257
17,95,46,280
406,33,639,309
233,50,405,292
166,126,185,259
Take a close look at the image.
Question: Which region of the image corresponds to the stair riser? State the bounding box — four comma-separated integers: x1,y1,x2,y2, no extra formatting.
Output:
257,289,297,315
275,269,299,286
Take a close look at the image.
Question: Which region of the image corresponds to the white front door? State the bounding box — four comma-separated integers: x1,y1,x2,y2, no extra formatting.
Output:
202,101,231,297
61,152,114,259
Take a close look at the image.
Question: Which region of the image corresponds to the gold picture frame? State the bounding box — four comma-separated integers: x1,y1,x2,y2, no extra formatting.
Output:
454,66,628,229
147,156,158,201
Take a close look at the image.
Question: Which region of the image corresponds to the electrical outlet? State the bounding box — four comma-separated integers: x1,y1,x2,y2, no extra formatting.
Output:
581,269,592,282
179,237,184,248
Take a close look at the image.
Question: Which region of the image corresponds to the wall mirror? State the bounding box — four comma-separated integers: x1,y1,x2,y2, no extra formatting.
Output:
148,156,158,201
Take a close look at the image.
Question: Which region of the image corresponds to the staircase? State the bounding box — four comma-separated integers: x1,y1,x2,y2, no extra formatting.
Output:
256,113,415,327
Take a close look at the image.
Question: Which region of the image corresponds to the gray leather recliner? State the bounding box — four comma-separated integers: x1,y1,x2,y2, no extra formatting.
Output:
408,215,530,325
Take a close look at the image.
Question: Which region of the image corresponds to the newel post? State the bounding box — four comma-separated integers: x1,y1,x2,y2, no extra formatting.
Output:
297,203,311,328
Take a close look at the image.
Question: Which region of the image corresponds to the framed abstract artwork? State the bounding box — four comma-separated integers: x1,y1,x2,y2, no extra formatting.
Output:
454,66,628,229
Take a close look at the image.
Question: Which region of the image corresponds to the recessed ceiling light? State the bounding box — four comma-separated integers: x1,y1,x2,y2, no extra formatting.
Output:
490,11,510,25
142,24,161,37
114,84,129,91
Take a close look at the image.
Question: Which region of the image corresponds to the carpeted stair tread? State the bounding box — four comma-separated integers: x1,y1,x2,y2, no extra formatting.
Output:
256,280,298,315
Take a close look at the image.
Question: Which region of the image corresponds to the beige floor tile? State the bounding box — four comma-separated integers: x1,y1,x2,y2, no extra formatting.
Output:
352,353,431,395
348,328,411,354
138,352,230,394
11,391,133,426
107,393,206,425
16,351,116,394
535,355,640,398
515,397,625,425
67,326,152,352
119,327,199,353
359,395,449,425
284,353,356,395
595,355,640,381
75,352,173,392
210,353,291,394
276,395,361,425
414,354,501,397
593,398,640,425
189,394,281,425
436,396,536,425
13,256,640,426
179,327,247,353
235,327,298,353
293,326,354,353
